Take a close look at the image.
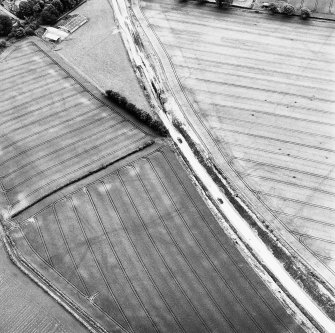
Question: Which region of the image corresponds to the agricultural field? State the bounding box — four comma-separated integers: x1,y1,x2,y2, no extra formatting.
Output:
0,241,87,333
0,40,153,217
7,145,306,333
140,0,335,288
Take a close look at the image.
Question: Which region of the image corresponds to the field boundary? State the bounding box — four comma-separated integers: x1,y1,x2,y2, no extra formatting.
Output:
0,142,167,333
11,142,166,222
10,140,155,219
10,38,158,138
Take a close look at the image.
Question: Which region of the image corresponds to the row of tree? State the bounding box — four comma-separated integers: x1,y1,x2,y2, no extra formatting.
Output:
16,0,82,24
105,90,169,137
0,14,12,36
267,3,311,19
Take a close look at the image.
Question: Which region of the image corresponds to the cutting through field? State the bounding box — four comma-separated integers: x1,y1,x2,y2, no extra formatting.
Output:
7,146,306,333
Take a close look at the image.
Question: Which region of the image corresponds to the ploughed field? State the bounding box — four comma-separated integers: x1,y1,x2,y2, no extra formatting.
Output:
0,273,72,333
0,40,308,332
0,241,87,333
8,145,305,333
0,41,152,217
141,0,335,287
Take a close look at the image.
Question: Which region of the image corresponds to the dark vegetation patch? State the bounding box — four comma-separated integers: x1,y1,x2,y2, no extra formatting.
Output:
105,90,169,137
0,14,13,36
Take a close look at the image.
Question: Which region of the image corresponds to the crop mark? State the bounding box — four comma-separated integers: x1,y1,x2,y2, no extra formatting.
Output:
158,151,295,332
69,197,134,333
133,162,259,332
4,122,129,190
86,184,166,333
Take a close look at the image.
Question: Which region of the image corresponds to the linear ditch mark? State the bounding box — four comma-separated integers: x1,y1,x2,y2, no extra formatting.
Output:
150,2,333,38
5,122,129,190
176,62,335,94
10,140,154,219
2,62,51,84
1,105,107,161
132,163,259,332
223,142,335,169
0,76,69,104
9,133,145,208
194,87,335,116
153,11,335,47
186,76,335,104
34,216,54,267
69,197,134,333
271,210,335,228
7,227,125,333
117,170,213,333
208,114,335,140
3,121,125,180
0,99,94,140
162,31,335,64
31,41,156,137
53,204,91,296
233,157,335,183
157,151,295,332
0,57,51,75
0,90,81,125
101,177,165,333
1,72,55,94
203,103,335,127
139,8,335,315
0,83,80,116
15,225,88,295
239,173,335,198
216,128,335,154
178,54,335,84
85,186,164,333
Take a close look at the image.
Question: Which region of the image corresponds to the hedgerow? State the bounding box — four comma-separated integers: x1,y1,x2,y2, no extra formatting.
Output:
300,7,311,20
0,14,13,36
215,0,233,8
105,90,169,137
281,3,295,16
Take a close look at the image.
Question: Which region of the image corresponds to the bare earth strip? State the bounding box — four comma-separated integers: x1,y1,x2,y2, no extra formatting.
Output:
140,0,335,288
7,144,306,333
0,40,154,217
